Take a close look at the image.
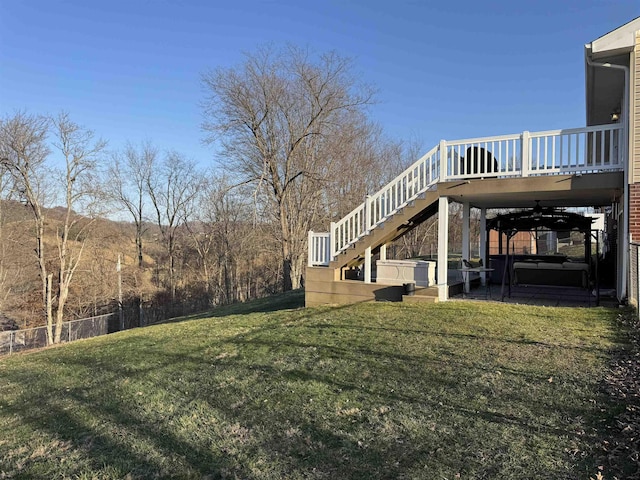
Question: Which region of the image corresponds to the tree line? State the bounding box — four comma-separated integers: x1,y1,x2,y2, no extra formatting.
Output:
0,45,454,343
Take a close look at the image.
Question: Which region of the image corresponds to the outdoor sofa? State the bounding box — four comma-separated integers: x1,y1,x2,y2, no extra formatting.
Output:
512,260,589,288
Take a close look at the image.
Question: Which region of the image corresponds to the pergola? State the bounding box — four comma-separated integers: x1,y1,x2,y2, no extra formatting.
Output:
486,204,599,303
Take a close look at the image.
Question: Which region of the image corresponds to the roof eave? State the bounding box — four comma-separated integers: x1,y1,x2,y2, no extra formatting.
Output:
590,16,640,55
585,16,640,125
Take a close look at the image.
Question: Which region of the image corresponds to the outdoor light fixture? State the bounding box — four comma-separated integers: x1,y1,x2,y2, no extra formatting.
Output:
611,108,621,122
532,200,543,218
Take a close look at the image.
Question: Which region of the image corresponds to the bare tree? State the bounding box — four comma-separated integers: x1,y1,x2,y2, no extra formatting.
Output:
0,112,106,344
0,112,55,341
106,142,157,268
184,176,231,298
50,112,106,343
202,45,376,291
321,117,399,221
0,163,17,311
146,152,201,301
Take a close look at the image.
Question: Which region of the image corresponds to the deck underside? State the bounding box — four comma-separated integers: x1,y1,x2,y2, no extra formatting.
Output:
306,172,624,307
439,171,623,210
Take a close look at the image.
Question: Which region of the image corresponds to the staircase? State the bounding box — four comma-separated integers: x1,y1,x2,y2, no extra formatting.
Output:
329,190,440,270
308,123,624,273
306,124,624,307
308,144,440,269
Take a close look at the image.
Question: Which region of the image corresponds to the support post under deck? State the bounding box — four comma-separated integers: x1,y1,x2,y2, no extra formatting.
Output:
437,196,449,301
462,202,470,293
480,207,487,286
364,246,372,284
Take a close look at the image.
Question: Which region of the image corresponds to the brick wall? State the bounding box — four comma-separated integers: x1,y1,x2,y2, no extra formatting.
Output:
488,230,535,255
630,183,640,242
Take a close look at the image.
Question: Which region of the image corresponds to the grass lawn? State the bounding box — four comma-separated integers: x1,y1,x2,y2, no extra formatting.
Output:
0,292,633,479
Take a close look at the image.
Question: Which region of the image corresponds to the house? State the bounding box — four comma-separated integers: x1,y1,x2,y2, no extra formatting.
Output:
306,17,640,307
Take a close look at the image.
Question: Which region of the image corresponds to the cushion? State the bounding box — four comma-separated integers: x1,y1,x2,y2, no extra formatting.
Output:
513,262,537,269
562,262,589,271
538,262,563,270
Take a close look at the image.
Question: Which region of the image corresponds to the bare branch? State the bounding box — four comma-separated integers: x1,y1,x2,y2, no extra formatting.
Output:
201,45,378,290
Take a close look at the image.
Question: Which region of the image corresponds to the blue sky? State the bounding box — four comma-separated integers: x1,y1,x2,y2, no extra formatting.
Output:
1,0,639,167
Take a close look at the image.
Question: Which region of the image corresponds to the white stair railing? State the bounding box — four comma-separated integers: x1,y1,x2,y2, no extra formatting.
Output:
332,144,440,258
308,124,624,266
366,145,440,231
307,231,331,267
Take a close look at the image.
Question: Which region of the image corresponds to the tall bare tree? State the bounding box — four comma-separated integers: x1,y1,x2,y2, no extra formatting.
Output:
184,176,230,298
202,45,376,291
107,142,157,268
191,178,259,304
146,152,201,301
50,112,106,343
0,112,55,341
0,161,18,312
320,117,399,221
0,112,105,344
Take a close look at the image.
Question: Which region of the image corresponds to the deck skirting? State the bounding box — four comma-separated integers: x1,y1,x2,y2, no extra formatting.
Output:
305,267,405,306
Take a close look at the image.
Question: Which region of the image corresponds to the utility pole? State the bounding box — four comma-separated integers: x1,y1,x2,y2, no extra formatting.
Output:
117,254,124,331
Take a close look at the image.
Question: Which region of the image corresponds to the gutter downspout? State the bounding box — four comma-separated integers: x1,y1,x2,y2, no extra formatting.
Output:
585,52,630,301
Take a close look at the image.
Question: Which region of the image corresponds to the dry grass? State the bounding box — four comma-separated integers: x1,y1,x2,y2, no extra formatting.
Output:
0,292,632,479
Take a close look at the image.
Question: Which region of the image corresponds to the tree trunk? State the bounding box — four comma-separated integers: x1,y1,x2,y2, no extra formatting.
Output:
54,283,68,344
136,226,143,268
279,201,294,292
282,256,293,292
223,256,233,303
202,260,211,295
289,253,304,290
167,233,176,301
46,274,53,345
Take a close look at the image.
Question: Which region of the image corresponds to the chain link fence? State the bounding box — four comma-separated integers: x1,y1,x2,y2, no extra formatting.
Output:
0,294,218,356
0,313,119,356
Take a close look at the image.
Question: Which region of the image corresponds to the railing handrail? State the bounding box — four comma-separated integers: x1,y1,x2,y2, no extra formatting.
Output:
529,123,623,138
368,144,440,205
308,123,624,266
445,124,623,145
446,132,522,145
334,145,440,233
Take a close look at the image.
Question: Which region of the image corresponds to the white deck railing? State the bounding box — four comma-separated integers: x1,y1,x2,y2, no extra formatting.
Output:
331,145,440,259
309,124,624,266
307,231,331,267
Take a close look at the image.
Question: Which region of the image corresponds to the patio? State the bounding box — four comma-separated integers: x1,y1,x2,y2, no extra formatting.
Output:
451,282,619,307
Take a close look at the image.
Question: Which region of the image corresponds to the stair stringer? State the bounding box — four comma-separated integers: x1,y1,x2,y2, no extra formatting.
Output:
329,189,441,272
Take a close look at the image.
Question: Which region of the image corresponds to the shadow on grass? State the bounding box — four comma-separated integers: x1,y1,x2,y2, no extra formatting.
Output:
0,385,259,479
0,300,627,479
1,349,416,478
163,290,306,325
